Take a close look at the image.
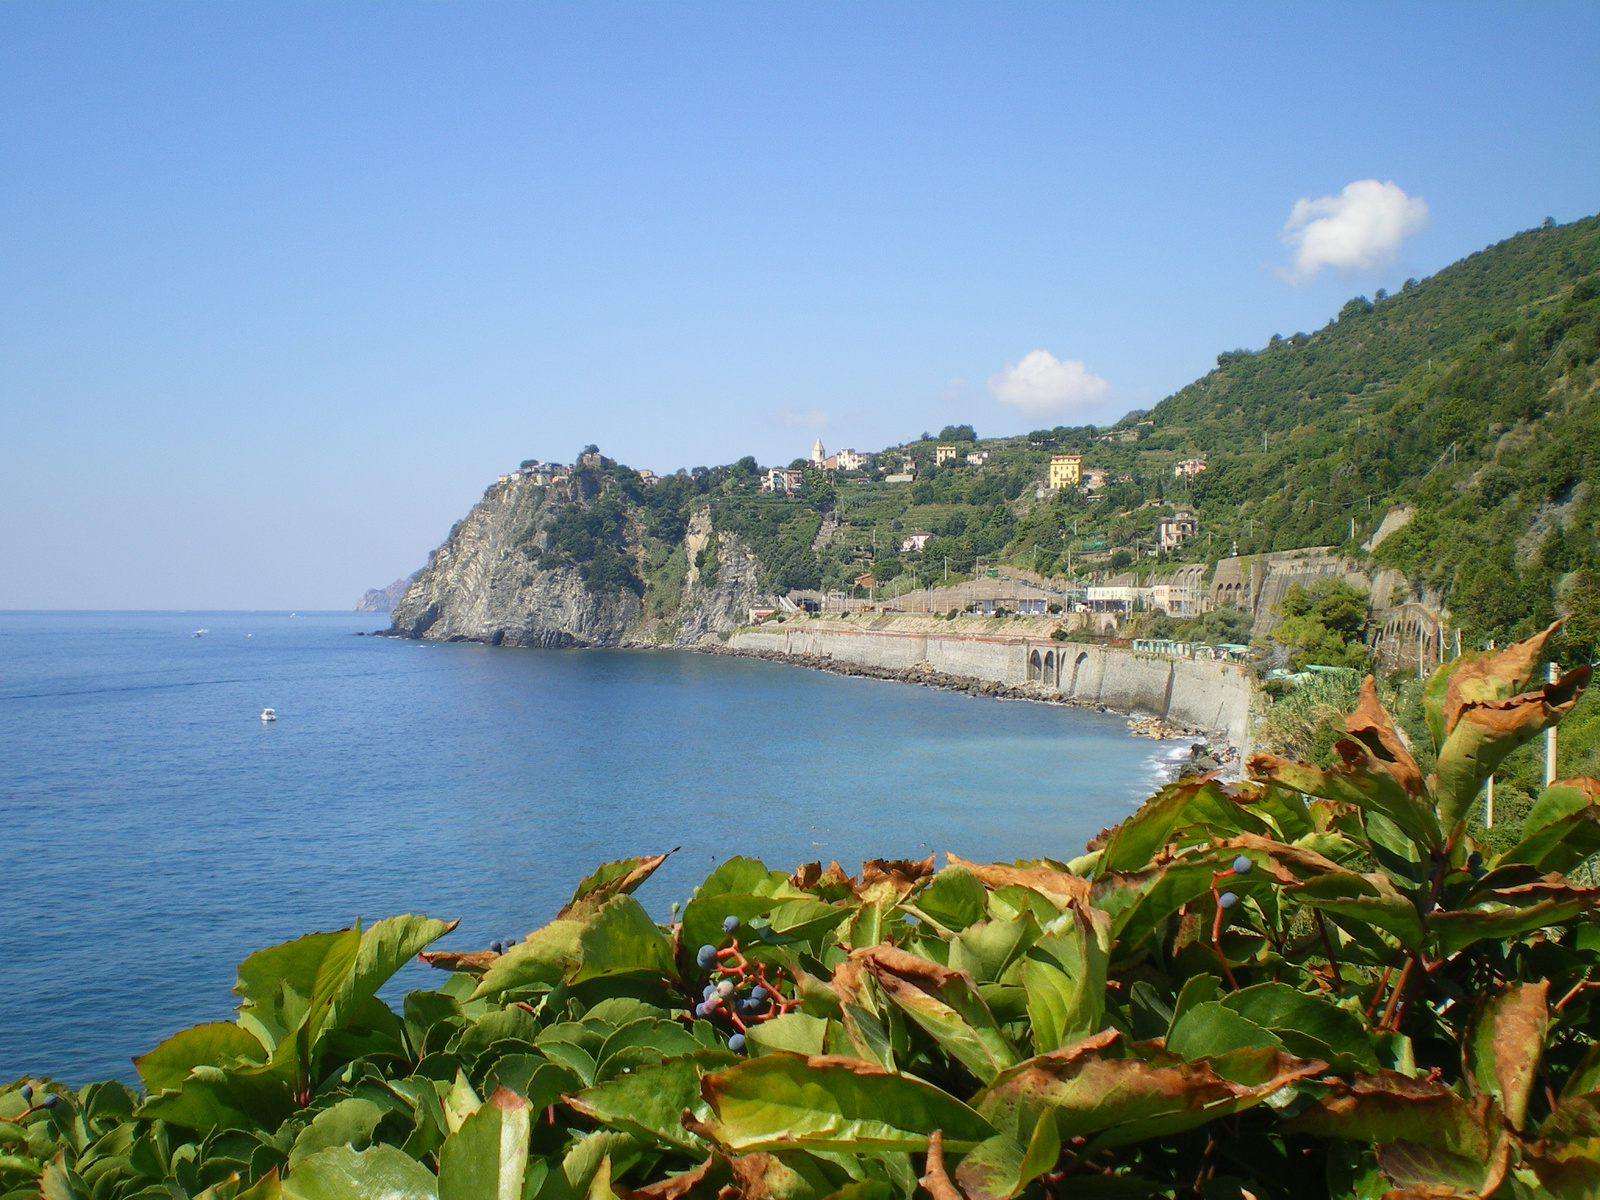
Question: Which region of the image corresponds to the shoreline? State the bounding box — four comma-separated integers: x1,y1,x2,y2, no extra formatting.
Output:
701,642,1237,777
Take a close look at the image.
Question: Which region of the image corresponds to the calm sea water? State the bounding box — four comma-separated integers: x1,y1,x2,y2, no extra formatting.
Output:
0,610,1182,1084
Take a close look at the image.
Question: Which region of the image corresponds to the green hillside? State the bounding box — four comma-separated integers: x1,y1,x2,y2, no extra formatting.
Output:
546,212,1600,651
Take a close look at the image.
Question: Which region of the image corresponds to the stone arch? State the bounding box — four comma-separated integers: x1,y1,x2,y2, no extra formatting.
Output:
1043,650,1056,687
1028,649,1043,681
1067,650,1089,696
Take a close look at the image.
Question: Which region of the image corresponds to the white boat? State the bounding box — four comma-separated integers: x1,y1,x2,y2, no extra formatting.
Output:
191,629,208,637
259,708,277,722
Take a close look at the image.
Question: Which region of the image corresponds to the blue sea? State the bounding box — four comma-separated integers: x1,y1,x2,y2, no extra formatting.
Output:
0,610,1184,1085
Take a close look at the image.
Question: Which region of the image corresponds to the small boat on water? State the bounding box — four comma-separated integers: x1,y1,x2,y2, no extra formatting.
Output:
259,708,277,722
191,629,208,637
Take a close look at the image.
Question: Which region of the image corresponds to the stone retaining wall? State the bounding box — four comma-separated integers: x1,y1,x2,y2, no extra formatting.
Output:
727,626,1253,751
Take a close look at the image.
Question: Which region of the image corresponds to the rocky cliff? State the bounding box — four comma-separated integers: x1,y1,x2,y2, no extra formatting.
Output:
387,464,771,648
355,573,417,613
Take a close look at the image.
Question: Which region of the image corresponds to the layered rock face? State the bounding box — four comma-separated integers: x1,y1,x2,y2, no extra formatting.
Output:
388,474,767,648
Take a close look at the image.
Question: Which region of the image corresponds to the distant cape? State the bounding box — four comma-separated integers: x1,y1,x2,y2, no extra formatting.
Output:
354,573,416,613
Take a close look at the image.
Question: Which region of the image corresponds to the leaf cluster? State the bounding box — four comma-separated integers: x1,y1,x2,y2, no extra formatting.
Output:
20,628,1600,1199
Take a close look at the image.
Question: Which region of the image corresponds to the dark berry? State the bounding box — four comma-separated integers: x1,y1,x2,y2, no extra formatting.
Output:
1218,891,1239,909
728,1033,746,1052
702,984,716,1000
722,915,740,934
489,940,504,954
19,1085,32,1102
749,986,768,1002
1232,856,1253,875
40,1094,59,1109
696,944,717,970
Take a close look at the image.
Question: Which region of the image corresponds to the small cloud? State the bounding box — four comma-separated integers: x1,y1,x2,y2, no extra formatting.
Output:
987,351,1110,417
771,407,830,431
941,377,966,403
1281,179,1429,282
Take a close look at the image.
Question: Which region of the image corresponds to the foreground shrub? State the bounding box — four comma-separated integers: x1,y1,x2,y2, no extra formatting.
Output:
7,623,1600,1199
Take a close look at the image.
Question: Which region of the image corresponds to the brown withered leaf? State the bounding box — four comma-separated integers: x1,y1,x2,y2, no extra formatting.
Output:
1285,1072,1500,1163
1467,981,1548,1132
792,860,856,900
558,850,677,920
622,1155,718,1200
1440,621,1563,737
417,949,499,974
1249,747,1441,849
1345,676,1425,796
860,854,935,895
944,853,1091,908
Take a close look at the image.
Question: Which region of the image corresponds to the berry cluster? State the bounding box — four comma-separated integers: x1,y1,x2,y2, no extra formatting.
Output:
690,915,800,1052
1209,855,1254,988
6,1084,60,1123
487,936,521,955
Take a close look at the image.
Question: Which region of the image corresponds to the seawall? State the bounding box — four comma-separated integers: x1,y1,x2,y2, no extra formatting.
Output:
726,625,1253,754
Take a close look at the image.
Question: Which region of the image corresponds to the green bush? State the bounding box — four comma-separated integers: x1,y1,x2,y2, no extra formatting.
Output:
10,624,1600,1199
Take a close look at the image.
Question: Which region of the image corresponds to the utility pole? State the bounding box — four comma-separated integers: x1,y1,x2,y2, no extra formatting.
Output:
1546,661,1560,786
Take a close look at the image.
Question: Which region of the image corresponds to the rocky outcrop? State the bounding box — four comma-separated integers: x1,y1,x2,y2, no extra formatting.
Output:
355,574,417,614
387,476,770,648
673,531,765,645
388,478,642,647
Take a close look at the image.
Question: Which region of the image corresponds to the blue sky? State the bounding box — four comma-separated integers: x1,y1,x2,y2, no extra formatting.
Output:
2,3,1597,608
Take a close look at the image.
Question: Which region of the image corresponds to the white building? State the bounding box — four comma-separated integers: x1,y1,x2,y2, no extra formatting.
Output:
1174,459,1208,479
809,439,827,467
1086,586,1153,613
761,468,804,494
900,532,932,553
836,448,870,471
966,450,991,465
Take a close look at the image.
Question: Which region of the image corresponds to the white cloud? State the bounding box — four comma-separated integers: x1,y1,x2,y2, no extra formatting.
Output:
1281,179,1429,282
987,351,1110,417
771,407,830,431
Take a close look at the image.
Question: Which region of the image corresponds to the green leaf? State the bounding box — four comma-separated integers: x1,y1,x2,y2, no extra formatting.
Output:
323,916,458,1039
1251,753,1440,851
958,1034,1321,1200
948,913,1040,984
700,1053,994,1153
1220,983,1379,1073
567,1052,736,1151
855,946,1018,1083
746,1013,832,1057
288,1099,384,1169
467,924,584,1003
916,867,989,931
1096,778,1264,877
234,928,363,1050
767,899,853,944
568,896,677,985
282,1145,438,1200
134,1023,267,1094
1164,1003,1283,1061
437,1087,531,1200
1432,882,1599,955
1021,907,1109,1054
136,1063,295,1134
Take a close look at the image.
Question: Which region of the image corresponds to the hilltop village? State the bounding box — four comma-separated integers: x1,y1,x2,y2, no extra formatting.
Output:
387,214,1600,690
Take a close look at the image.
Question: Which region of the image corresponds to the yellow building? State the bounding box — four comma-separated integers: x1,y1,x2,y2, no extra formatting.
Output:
935,444,958,465
1048,454,1082,489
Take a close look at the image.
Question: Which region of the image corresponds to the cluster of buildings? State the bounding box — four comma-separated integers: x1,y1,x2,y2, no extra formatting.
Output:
497,460,570,486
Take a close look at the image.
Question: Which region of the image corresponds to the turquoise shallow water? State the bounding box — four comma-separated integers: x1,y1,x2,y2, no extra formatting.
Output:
0,610,1181,1084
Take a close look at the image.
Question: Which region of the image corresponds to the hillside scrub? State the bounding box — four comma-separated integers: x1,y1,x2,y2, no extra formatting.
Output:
12,625,1600,1198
